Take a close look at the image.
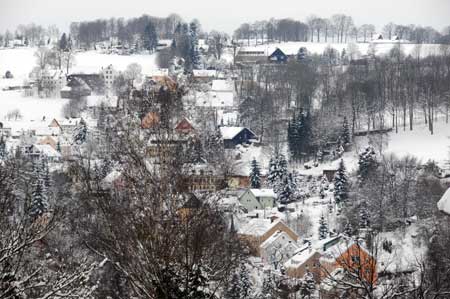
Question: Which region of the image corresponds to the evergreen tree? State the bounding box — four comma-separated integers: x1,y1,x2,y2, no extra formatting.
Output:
279,173,295,203
250,158,261,188
344,221,353,237
73,119,87,145
41,158,51,189
341,116,351,146
357,146,378,182
30,165,48,218
259,272,277,299
0,135,6,159
224,263,252,299
189,21,201,70
333,159,349,204
56,140,62,153
359,202,370,229
301,270,316,297
318,214,328,240
143,22,158,52
267,157,278,185
278,154,288,179
287,110,313,161
59,33,68,51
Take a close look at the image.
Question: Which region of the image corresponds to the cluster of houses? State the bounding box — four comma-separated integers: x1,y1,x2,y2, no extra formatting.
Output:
0,117,88,163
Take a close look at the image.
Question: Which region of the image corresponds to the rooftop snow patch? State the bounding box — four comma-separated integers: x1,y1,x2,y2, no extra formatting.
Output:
238,218,282,237
211,79,233,92
250,189,276,198
219,126,246,140
438,188,450,215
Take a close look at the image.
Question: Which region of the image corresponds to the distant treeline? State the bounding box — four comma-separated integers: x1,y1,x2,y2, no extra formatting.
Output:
234,15,450,44
69,14,184,48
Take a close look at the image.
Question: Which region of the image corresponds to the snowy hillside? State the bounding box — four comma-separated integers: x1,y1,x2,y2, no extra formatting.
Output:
239,41,445,58
0,48,158,123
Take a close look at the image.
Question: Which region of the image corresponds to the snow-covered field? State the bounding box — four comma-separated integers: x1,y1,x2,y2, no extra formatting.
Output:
72,50,159,75
0,89,68,120
0,47,158,124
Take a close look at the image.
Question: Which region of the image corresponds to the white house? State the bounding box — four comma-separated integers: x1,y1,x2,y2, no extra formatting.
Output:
260,230,300,266
239,188,276,212
101,64,117,95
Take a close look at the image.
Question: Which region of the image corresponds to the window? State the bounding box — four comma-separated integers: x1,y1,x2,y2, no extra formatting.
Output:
351,256,360,263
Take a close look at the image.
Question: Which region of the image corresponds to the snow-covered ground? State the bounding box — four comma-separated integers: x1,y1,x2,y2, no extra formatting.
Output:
0,89,68,120
384,121,450,165
73,50,159,75
0,47,158,126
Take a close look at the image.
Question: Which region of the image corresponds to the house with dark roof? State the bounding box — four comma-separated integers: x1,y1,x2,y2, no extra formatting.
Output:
219,126,257,149
268,48,289,63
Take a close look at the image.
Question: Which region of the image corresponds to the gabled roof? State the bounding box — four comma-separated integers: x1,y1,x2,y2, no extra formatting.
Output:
219,126,256,140
33,144,61,158
438,188,450,215
211,79,233,92
269,48,288,59
260,229,297,249
181,193,202,209
175,117,195,132
284,246,319,268
249,188,276,198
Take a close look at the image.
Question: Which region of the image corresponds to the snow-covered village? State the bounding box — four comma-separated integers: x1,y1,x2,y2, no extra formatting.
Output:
1,0,450,298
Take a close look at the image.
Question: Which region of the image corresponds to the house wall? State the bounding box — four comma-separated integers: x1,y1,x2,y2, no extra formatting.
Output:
335,243,378,285
286,252,322,281
239,190,261,212
261,236,298,265
263,221,299,243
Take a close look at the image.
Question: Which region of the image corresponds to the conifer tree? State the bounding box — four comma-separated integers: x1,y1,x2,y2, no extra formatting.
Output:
359,202,370,228
56,140,61,153
344,221,353,237
73,119,87,145
341,116,351,146
143,22,158,52
279,173,295,203
357,146,378,182
302,270,316,297
224,263,252,299
30,163,48,218
318,214,329,240
250,158,261,188
59,33,68,51
0,135,6,159
189,21,201,70
333,159,349,204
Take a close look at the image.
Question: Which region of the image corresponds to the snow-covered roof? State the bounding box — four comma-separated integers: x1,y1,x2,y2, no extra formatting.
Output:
101,170,122,189
217,110,238,126
260,229,297,249
437,188,450,215
35,126,60,136
238,218,280,237
250,188,276,198
211,79,233,92
33,144,61,158
219,126,247,140
193,69,217,78
55,118,82,127
284,247,318,268
195,91,234,108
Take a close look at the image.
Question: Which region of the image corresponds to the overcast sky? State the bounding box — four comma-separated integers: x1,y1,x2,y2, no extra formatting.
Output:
1,0,449,35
